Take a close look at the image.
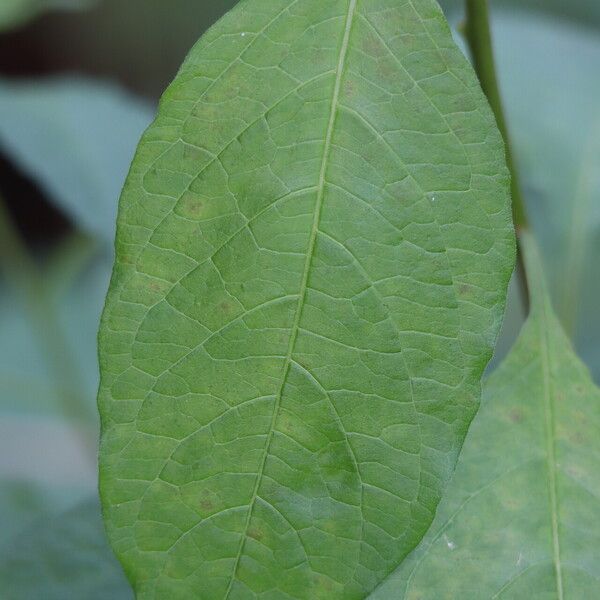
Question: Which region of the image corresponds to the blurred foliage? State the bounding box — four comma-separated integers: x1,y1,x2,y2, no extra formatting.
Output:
0,240,109,560
492,11,600,381
440,0,600,27
0,78,153,243
0,0,95,32
0,75,151,594
0,0,598,596
0,498,131,599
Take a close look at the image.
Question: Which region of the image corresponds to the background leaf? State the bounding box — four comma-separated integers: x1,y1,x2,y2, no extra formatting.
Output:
0,62,172,600
0,497,132,600
98,0,514,597
0,243,109,546
491,11,600,380
0,77,153,244
0,78,151,591
371,233,600,598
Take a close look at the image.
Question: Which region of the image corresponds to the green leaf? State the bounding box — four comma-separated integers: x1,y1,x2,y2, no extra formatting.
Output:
98,0,514,597
0,497,132,600
371,232,600,598
0,0,95,31
0,78,153,243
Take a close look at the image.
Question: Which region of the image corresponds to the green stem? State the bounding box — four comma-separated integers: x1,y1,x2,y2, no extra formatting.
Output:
0,191,96,461
464,0,530,310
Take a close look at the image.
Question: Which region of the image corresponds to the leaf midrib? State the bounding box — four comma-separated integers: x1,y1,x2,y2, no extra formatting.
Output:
539,295,564,599
527,235,564,599
223,1,358,595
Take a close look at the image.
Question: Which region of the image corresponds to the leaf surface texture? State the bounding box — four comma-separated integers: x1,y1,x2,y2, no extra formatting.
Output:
98,0,514,597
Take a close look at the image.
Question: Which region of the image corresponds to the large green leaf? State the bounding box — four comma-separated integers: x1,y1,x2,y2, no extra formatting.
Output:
0,78,153,244
371,233,600,598
98,0,514,597
0,0,95,31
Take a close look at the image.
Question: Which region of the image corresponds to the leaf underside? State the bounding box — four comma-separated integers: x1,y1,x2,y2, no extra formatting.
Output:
98,0,514,597
372,234,600,598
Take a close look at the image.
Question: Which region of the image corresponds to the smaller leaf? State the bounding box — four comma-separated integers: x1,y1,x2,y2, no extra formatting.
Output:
370,232,600,598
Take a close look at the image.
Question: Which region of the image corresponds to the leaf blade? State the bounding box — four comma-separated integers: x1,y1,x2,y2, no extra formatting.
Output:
98,0,514,597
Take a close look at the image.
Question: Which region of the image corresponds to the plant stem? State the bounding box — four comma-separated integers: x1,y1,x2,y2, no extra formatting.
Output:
0,191,96,462
464,0,530,310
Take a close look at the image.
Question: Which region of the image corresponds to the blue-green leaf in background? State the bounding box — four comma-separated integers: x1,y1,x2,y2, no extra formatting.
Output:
98,0,514,597
0,242,110,549
0,78,153,244
0,78,152,597
0,497,131,600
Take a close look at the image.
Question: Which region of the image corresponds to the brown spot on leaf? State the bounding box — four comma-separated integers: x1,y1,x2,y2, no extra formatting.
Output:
182,197,205,217
377,59,395,79
362,33,381,57
344,79,356,98
569,431,584,445
509,409,523,423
